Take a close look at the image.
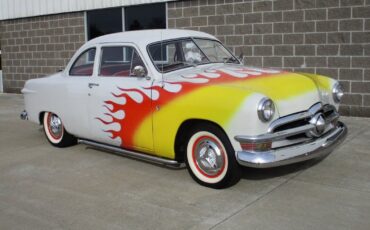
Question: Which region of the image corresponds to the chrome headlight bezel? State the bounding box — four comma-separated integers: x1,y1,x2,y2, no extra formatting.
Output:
257,97,275,122
332,82,344,103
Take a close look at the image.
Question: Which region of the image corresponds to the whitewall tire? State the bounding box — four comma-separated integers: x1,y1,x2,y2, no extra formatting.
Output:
185,124,241,188
43,112,77,147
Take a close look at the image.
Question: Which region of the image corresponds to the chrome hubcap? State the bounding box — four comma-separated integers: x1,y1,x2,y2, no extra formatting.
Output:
49,114,62,137
194,138,224,176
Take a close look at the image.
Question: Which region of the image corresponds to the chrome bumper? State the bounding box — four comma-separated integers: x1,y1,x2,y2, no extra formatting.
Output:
235,122,347,168
20,110,28,120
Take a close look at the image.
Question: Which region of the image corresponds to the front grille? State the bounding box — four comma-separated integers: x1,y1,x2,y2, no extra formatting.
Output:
272,104,337,134
286,133,308,140
274,117,310,133
269,103,339,147
235,103,341,151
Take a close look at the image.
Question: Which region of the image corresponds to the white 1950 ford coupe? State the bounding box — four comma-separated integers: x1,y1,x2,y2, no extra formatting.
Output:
21,29,347,188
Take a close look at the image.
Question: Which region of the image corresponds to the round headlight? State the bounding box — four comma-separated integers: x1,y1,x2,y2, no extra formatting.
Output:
332,82,344,103
257,98,275,122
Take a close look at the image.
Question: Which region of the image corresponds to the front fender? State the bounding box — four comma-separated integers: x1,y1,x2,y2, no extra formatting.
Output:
139,85,271,159
22,74,70,128
298,72,339,109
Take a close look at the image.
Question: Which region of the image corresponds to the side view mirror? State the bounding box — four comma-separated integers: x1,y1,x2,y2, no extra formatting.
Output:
132,65,146,77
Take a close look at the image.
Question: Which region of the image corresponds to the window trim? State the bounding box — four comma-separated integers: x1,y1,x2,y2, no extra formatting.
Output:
98,44,148,78
69,47,97,77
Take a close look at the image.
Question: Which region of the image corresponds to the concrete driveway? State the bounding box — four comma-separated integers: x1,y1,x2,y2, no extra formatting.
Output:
0,94,369,230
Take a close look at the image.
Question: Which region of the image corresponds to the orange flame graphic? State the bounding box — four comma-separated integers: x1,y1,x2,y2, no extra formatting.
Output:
96,68,281,149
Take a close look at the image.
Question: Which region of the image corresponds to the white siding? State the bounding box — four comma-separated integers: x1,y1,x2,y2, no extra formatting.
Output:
0,0,175,20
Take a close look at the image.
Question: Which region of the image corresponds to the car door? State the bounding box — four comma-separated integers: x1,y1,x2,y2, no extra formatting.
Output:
87,44,155,153
63,47,97,140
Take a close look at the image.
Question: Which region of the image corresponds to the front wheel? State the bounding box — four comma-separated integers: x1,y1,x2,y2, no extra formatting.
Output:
185,125,241,189
43,112,77,147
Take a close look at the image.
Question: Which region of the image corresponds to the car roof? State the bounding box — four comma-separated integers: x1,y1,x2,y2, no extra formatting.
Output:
86,29,218,47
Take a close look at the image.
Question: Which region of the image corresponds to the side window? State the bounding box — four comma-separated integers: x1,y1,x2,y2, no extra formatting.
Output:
69,48,96,76
99,46,146,77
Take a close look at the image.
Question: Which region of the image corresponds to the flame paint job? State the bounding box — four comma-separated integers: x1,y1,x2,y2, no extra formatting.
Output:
95,66,336,159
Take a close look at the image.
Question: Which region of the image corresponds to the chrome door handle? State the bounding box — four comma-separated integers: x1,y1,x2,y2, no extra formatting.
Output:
88,83,99,88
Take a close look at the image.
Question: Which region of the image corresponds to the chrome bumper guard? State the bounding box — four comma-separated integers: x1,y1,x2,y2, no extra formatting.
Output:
235,122,347,168
20,110,28,120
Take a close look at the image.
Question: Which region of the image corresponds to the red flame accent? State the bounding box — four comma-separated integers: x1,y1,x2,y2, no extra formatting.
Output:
97,69,280,149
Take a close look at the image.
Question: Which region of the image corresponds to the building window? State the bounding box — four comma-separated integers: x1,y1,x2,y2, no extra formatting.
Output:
86,3,166,40
125,3,166,31
87,8,123,40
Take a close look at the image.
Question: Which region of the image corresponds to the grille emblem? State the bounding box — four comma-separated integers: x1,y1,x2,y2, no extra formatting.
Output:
309,113,326,137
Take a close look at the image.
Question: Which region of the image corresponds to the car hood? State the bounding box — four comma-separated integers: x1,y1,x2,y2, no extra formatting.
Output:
164,64,322,117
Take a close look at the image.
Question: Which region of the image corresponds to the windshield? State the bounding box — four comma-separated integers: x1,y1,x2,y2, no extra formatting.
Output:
148,38,239,73
193,39,239,64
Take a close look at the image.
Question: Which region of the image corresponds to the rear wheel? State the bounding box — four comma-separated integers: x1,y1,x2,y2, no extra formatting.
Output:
185,124,241,189
43,112,77,147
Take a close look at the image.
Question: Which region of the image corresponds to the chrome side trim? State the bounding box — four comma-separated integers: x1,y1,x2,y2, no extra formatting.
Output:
268,102,322,133
20,110,28,120
236,122,347,168
78,139,184,168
